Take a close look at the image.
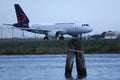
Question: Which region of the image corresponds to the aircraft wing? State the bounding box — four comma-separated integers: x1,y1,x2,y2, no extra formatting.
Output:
20,28,50,34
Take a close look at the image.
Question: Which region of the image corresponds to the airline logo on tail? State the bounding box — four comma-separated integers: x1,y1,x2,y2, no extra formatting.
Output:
14,4,29,23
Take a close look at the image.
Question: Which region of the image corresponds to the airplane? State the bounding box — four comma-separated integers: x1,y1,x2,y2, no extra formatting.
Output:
4,4,93,40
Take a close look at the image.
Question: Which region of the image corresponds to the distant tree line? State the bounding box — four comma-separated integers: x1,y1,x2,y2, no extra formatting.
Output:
91,32,106,39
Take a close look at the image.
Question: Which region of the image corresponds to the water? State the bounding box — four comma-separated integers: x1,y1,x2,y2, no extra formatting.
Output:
0,54,120,80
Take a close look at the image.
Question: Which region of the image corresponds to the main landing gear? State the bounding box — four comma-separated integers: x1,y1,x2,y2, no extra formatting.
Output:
44,32,49,40
43,36,64,40
59,35,64,40
43,32,64,40
44,36,49,40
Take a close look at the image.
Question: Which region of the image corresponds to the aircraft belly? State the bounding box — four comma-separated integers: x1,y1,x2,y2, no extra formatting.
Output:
26,30,45,34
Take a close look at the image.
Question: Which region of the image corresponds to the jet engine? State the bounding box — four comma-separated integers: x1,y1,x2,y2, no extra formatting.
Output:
48,30,59,38
45,30,64,40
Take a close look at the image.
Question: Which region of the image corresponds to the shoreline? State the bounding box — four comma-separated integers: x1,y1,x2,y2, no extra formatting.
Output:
0,52,120,55
0,39,120,55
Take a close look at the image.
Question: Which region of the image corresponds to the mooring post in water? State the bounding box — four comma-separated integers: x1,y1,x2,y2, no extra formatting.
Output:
65,38,87,78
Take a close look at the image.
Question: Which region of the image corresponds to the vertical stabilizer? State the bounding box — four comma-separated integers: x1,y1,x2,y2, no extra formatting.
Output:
14,4,29,28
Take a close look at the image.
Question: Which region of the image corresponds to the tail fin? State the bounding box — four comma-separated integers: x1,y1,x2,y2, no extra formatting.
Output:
14,4,29,28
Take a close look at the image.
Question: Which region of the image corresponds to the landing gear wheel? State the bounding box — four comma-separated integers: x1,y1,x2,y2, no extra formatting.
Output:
59,36,64,40
44,37,49,40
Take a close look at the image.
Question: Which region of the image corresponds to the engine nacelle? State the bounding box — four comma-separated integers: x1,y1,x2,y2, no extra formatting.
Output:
48,30,58,38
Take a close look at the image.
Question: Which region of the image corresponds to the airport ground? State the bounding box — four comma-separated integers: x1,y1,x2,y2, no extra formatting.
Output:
0,39,120,55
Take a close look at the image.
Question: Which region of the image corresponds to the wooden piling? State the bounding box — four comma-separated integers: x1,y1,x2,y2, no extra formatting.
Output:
65,52,74,78
65,38,87,78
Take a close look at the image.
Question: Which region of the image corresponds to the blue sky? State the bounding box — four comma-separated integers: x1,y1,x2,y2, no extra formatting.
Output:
0,0,120,36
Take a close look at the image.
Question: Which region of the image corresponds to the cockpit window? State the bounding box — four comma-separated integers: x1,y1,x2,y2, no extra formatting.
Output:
82,24,89,26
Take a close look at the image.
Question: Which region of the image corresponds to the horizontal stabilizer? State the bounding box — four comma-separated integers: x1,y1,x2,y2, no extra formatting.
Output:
3,24,13,26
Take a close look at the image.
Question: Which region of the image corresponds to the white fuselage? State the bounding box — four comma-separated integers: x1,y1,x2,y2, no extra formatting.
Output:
28,23,93,37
